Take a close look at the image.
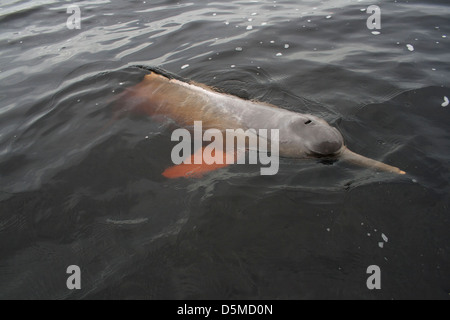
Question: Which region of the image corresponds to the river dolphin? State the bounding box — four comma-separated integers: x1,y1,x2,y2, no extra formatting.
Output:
118,66,405,178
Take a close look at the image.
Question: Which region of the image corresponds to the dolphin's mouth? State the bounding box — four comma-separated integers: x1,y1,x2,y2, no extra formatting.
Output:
307,149,342,158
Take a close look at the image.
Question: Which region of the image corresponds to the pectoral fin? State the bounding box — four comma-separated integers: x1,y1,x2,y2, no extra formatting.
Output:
162,147,237,179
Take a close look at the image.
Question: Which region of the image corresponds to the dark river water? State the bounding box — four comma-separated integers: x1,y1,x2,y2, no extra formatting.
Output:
0,0,449,299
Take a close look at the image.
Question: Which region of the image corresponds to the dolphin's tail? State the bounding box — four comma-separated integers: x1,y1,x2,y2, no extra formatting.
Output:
339,147,406,175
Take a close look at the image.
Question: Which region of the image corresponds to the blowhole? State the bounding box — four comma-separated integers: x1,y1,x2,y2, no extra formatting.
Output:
304,120,312,124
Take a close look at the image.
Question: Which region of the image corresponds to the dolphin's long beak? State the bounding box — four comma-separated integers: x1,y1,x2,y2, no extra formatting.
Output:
339,147,406,175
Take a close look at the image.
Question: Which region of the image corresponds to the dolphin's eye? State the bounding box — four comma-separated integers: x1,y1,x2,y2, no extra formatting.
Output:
304,119,312,125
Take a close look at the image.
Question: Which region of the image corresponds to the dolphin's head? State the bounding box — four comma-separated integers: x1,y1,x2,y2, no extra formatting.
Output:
279,114,344,158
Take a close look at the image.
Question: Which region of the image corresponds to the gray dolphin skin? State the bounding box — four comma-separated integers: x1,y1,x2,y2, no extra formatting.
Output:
123,67,405,175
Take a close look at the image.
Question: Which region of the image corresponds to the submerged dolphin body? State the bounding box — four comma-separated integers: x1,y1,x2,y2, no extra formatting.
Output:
120,67,405,177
